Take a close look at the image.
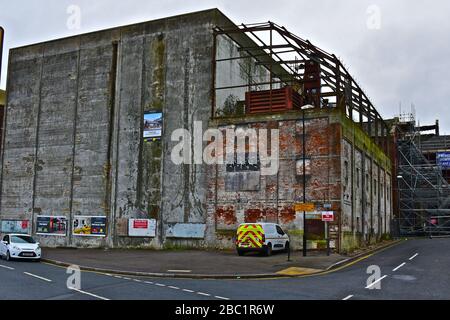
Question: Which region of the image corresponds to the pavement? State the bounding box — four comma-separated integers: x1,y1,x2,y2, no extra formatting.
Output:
1,237,449,300
40,240,401,279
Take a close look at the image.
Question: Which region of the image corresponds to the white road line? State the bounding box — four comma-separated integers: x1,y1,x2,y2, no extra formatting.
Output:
197,292,211,297
183,289,195,293
343,295,354,301
393,263,406,272
0,264,14,270
365,275,388,289
23,272,52,282
167,270,192,273
409,253,419,261
119,276,228,300
69,287,110,301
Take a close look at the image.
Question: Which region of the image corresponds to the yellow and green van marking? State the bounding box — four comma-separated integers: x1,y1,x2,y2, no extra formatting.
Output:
237,224,264,248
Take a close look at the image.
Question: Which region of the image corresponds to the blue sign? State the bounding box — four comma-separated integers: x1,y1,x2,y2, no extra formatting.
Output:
437,152,450,169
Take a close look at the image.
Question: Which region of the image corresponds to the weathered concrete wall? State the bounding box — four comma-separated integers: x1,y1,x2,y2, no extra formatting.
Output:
0,9,238,248
0,9,394,251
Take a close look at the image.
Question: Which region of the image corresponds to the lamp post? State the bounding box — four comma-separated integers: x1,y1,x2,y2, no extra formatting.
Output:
397,175,403,237
301,105,315,257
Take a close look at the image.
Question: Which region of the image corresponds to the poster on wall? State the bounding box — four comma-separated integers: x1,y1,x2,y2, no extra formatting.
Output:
143,112,163,141
128,219,156,237
0,220,30,234
437,152,450,169
73,216,107,237
36,216,67,236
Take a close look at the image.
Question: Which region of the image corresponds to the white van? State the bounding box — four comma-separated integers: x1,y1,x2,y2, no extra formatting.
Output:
236,223,290,256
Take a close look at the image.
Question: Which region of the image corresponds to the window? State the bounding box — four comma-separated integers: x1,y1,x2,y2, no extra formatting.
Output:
356,168,360,188
3,235,8,243
276,226,285,236
11,235,36,244
344,161,349,185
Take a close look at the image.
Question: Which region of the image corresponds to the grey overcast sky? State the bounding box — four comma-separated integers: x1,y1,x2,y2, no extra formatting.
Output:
1,0,449,133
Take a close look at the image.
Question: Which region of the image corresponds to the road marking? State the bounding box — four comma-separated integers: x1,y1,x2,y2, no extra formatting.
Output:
183,289,195,293
393,263,406,272
197,292,211,297
343,295,354,300
0,264,14,270
167,270,192,273
69,287,110,301
366,275,388,289
117,276,231,301
23,272,52,282
409,253,419,261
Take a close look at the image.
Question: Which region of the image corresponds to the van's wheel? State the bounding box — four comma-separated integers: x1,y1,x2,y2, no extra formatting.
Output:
265,244,273,257
237,249,244,257
6,251,11,261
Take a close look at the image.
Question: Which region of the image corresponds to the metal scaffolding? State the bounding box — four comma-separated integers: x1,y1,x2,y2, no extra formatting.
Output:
397,121,450,236
212,21,390,156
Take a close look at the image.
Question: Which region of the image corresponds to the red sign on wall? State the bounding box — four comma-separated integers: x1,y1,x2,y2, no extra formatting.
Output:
133,220,149,229
22,220,29,229
322,212,335,222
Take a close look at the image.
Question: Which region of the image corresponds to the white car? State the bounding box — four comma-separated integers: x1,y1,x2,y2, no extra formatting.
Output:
0,234,41,262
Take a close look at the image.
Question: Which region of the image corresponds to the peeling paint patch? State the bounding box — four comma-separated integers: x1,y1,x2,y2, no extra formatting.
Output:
245,209,263,223
216,207,236,225
280,206,296,224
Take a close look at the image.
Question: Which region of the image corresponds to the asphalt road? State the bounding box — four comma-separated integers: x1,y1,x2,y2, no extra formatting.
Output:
0,238,449,300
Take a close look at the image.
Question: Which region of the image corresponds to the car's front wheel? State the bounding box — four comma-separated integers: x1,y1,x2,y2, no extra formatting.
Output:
5,251,11,261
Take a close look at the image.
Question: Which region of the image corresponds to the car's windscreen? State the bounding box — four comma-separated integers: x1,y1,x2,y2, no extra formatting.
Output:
11,236,36,244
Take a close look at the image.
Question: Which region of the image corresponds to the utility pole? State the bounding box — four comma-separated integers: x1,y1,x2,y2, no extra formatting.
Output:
301,105,314,257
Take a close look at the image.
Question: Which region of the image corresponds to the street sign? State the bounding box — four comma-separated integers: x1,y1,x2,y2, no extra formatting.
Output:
295,203,315,212
322,211,335,222
324,203,332,209
305,212,322,220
